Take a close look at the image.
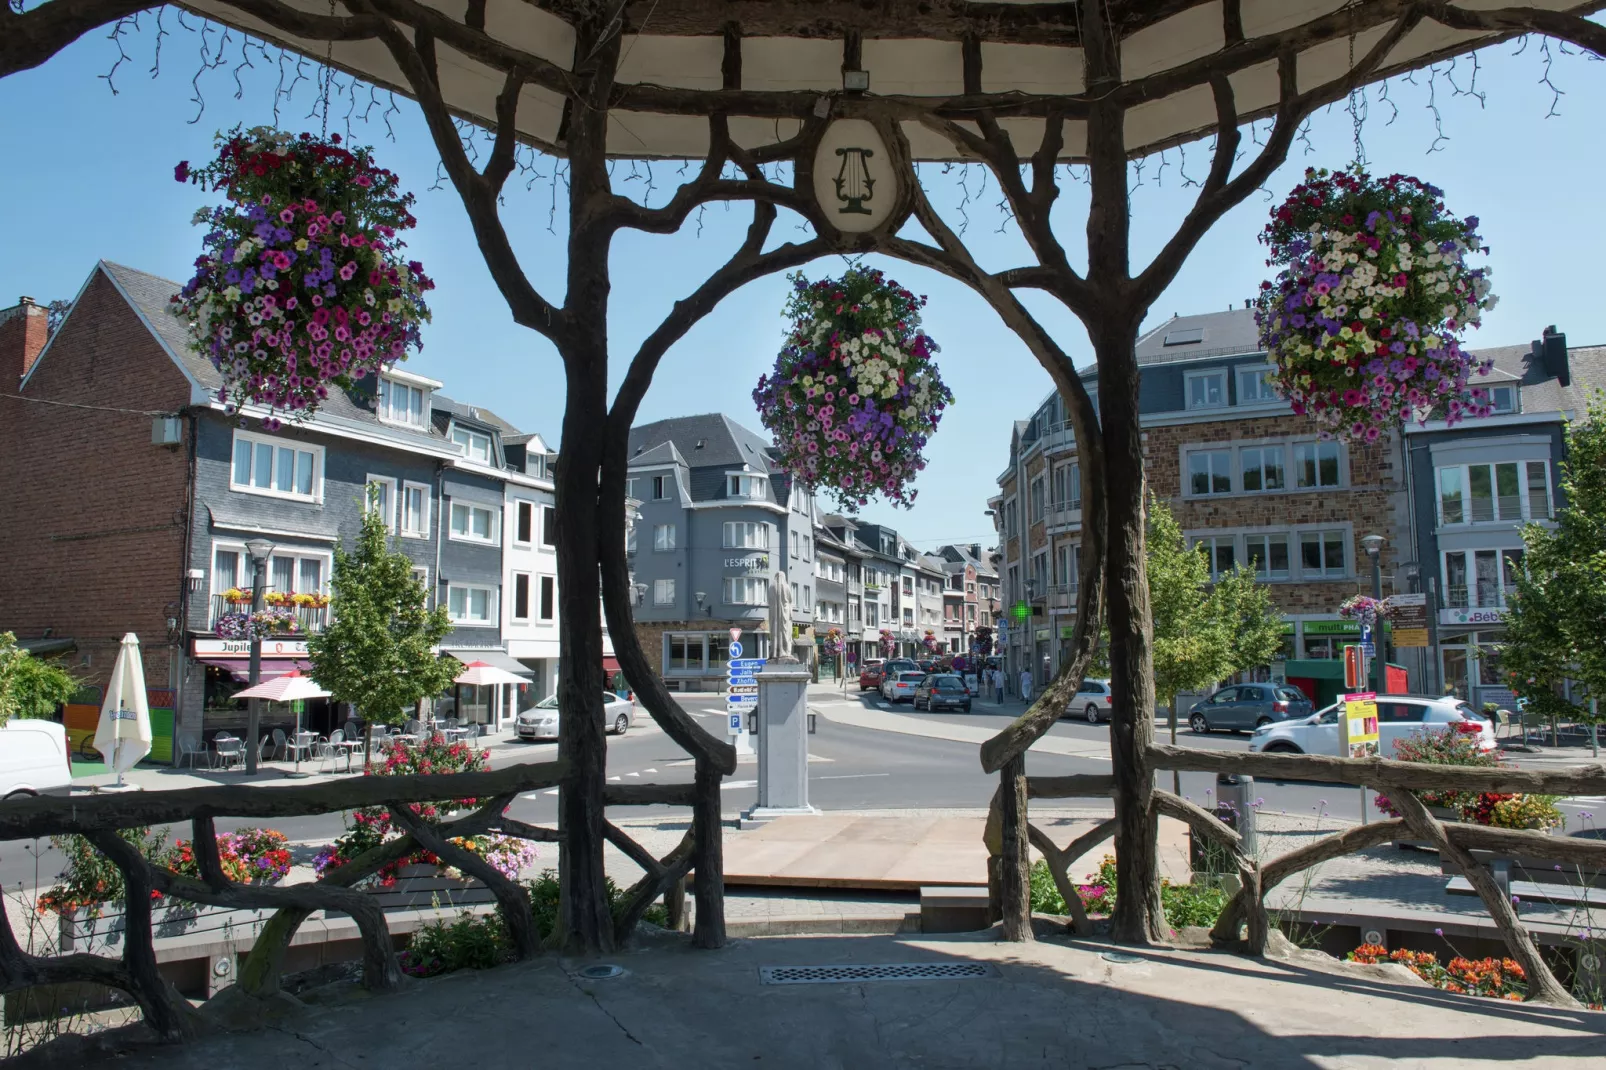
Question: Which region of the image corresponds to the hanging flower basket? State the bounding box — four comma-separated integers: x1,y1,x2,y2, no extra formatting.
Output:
921,630,940,655
173,126,434,427
1338,595,1390,629
1254,167,1497,442
821,628,845,657
215,607,300,640
878,629,897,657
754,267,952,510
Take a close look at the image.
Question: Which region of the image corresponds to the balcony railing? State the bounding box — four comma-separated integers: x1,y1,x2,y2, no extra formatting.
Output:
1048,583,1078,610
210,593,331,634
1444,583,1517,610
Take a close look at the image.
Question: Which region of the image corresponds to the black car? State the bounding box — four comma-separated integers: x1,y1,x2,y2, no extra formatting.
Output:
914,673,972,712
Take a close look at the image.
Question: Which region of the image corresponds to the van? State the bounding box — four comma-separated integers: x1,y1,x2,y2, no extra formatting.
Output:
0,720,72,799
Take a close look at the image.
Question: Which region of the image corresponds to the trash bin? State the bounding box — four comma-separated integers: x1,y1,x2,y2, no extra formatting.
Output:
1189,773,1256,875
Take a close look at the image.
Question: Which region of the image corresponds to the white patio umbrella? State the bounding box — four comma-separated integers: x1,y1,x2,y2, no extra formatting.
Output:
93,633,152,788
454,661,527,730
234,671,331,774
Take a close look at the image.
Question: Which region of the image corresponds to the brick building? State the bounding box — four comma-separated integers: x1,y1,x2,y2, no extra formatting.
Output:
993,308,1411,701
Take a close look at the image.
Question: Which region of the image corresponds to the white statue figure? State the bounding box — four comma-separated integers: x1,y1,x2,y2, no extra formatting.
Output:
769,570,797,662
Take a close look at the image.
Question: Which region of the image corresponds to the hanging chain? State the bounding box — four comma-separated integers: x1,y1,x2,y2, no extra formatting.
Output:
1346,9,1365,168
320,0,335,137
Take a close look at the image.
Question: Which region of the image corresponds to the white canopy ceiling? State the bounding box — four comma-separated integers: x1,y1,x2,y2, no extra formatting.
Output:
182,0,1592,160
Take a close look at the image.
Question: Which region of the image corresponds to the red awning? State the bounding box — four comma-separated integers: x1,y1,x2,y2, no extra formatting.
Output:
602,657,622,675
197,658,315,683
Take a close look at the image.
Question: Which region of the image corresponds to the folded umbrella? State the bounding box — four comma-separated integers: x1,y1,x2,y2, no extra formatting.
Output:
93,633,153,786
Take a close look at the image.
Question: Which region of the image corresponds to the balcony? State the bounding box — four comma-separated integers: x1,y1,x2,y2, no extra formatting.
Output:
1444,583,1516,610
210,592,330,634
1048,583,1078,611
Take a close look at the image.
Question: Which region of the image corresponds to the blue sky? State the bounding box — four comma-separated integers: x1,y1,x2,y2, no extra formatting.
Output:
3,23,1603,550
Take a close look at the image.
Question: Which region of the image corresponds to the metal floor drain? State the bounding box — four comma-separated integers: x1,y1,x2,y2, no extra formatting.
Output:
579,964,626,980
759,962,992,985
1100,952,1145,964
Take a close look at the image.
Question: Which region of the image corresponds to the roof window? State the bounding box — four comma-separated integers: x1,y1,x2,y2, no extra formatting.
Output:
1163,327,1205,346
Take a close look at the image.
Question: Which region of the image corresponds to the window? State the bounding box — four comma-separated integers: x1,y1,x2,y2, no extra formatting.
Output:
449,501,497,543
1295,442,1342,489
652,475,673,500
512,572,532,620
542,506,556,547
728,473,766,498
1438,466,1465,525
1030,477,1045,523
653,523,676,551
790,530,799,558
540,576,555,620
791,581,800,605
1238,366,1278,404
447,584,495,624
723,576,768,604
411,565,430,598
1185,369,1226,409
654,578,676,605
1240,447,1285,493
1299,530,1346,577
1187,449,1233,496
515,501,534,545
366,476,397,531
1052,464,1081,510
451,425,493,464
1438,461,1545,523
1487,384,1518,414
1444,548,1523,608
230,430,321,501
625,478,639,500
1526,461,1551,519
903,608,914,625
378,377,427,426
1244,534,1290,579
864,602,878,627
401,482,429,538
803,585,812,610
1192,536,1235,579
1055,543,1079,590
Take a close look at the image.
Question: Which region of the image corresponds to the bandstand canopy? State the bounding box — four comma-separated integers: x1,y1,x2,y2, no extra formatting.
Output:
183,0,1596,161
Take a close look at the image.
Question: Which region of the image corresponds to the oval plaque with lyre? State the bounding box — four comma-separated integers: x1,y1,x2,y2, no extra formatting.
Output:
811,120,896,234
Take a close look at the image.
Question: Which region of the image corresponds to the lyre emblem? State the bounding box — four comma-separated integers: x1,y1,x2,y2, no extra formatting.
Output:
833,147,875,215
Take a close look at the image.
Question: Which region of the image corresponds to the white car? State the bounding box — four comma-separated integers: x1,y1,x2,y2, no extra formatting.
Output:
1070,678,1114,724
0,719,72,799
881,671,924,704
516,692,635,741
1249,694,1496,757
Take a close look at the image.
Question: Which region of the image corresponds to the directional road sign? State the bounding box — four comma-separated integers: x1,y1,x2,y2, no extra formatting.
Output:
729,641,742,659
729,658,765,671
728,672,757,685
725,693,758,705
728,684,758,695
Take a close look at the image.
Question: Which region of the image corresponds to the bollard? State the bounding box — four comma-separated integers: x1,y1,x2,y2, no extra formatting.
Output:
1214,772,1257,859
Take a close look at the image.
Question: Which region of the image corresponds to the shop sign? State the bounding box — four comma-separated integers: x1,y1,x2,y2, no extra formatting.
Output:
724,555,770,571
1440,606,1505,626
193,637,308,657
1386,593,1429,647
1035,628,1050,642
1059,626,1074,639
1341,692,1380,759
1301,619,1361,637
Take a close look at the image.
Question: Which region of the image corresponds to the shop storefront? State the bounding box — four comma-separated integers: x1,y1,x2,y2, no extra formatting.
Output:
192,636,334,738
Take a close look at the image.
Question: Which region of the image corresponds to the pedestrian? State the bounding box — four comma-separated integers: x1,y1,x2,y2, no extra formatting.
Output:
1020,669,1032,704
994,667,1005,705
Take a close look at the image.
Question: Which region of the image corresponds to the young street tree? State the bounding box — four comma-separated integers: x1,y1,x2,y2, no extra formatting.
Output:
1501,393,1606,748
307,505,458,753
0,632,79,727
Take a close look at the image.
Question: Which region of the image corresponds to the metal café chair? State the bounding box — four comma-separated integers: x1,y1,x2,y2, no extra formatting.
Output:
213,734,244,772
270,727,289,762
177,738,211,770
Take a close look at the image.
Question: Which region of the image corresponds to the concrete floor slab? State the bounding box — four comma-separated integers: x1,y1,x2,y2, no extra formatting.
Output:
72,931,1606,1069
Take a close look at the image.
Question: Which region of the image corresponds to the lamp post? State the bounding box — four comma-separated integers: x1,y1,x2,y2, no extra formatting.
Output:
1361,534,1386,697
244,537,275,774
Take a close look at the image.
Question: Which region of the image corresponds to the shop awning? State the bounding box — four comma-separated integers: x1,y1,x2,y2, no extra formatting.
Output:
443,649,533,678
602,657,622,675
197,658,315,682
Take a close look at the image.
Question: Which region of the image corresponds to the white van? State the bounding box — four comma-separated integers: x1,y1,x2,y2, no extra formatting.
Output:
0,719,72,799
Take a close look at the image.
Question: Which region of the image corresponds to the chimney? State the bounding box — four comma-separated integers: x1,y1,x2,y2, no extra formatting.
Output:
1540,325,1570,387
970,543,981,557
0,296,49,389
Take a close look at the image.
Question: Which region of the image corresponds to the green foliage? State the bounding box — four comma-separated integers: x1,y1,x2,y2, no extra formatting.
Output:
401,910,509,978
36,829,170,916
1501,393,1606,724
307,503,457,725
1027,855,1224,931
0,633,75,726
1373,725,1501,814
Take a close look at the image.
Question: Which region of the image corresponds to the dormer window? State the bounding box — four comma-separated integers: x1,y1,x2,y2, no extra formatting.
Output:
729,473,766,498
451,424,493,464
1487,384,1518,414
377,374,431,427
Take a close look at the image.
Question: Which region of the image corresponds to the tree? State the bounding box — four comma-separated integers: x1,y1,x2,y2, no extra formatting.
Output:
1501,393,1606,750
0,632,80,727
307,505,458,749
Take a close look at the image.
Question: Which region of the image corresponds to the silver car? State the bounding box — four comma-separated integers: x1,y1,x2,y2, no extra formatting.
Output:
1071,678,1114,724
881,671,925,704
516,692,635,741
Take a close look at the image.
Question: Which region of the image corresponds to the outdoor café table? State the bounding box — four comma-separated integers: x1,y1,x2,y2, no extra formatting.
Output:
333,737,362,771
212,735,244,771
287,731,316,763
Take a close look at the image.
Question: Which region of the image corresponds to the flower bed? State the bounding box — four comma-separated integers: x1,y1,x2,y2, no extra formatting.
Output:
1255,167,1496,441
1346,943,1527,1000
753,268,951,510
1029,854,1225,931
173,127,433,426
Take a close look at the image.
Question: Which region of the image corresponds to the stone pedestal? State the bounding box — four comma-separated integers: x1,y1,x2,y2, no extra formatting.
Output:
740,662,817,828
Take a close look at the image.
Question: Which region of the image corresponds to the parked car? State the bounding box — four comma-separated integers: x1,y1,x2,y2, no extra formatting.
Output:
0,719,71,800
1070,678,1115,723
882,658,920,677
1187,683,1315,734
914,674,973,712
858,660,886,691
516,692,634,741
1249,694,1497,756
881,670,925,703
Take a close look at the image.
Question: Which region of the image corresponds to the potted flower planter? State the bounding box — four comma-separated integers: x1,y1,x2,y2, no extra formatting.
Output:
365,862,495,911
58,899,273,955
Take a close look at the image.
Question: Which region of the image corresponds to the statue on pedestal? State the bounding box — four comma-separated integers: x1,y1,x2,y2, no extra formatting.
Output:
768,570,797,662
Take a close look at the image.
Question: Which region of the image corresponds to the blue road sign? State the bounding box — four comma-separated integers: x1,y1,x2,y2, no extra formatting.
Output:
729,641,742,659
725,693,758,705
728,713,743,732
1360,643,1376,657
729,658,765,670
727,673,758,686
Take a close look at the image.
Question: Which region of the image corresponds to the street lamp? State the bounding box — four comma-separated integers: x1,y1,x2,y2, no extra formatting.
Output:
244,537,275,774
1360,533,1386,696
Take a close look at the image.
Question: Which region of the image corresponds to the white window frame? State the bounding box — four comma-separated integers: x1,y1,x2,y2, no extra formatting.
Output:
652,474,673,500
1487,383,1519,414
1239,446,1287,494
723,575,769,605
365,475,398,532
1184,369,1228,410
229,429,324,503
1294,441,1343,489
625,477,639,500
446,583,497,625
449,501,499,544
723,521,769,549
400,481,431,540
510,571,533,622
411,565,430,603
1185,448,1234,497
1236,364,1279,406
539,575,555,621
653,523,676,552
541,505,557,549
1436,460,1548,526
513,500,535,547
211,540,333,605
728,473,766,499
1441,547,1524,609
450,424,494,465
653,578,676,606
377,376,429,427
